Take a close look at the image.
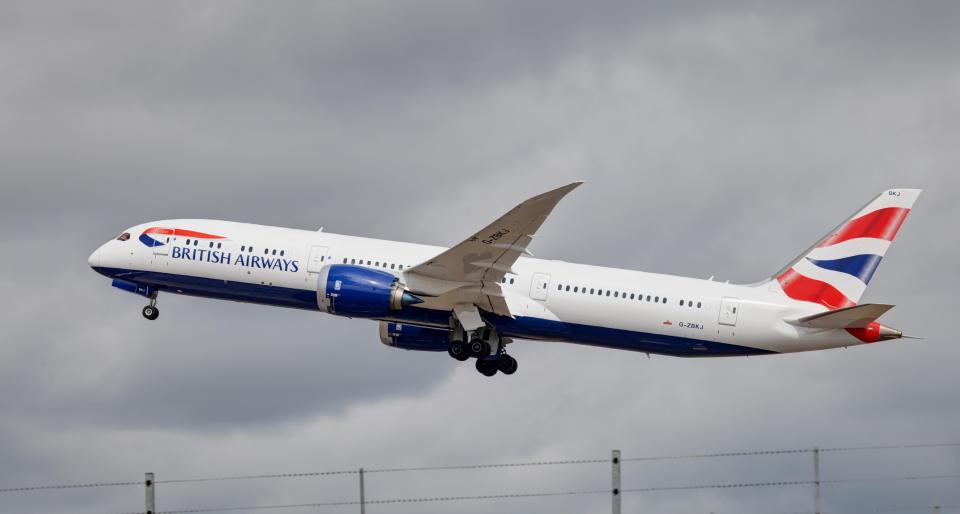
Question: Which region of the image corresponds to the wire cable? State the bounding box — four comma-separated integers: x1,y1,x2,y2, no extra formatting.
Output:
5,442,957,494
104,474,960,514
0,480,141,494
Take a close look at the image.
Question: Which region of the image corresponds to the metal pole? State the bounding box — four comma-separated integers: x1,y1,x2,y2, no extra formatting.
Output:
934,505,941,514
814,447,821,514
359,467,365,514
612,449,621,514
145,472,155,514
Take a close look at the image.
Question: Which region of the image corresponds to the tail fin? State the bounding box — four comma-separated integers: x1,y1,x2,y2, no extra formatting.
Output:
771,188,921,310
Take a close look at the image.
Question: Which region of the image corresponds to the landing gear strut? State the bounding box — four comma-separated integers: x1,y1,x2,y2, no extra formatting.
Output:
142,295,159,320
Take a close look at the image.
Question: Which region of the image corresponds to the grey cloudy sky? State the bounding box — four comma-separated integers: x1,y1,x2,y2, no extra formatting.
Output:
1,1,959,513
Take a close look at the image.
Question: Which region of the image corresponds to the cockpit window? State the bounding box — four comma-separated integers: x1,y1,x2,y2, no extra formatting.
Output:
116,232,130,241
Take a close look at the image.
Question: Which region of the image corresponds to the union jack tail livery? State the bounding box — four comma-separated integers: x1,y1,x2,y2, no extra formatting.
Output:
774,189,922,310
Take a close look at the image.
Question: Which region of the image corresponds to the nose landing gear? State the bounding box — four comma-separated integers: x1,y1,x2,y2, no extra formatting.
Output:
141,295,159,320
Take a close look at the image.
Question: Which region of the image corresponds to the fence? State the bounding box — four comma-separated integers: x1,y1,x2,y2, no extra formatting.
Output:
2,443,958,514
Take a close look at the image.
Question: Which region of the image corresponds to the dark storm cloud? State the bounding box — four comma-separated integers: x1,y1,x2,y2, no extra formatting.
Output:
1,2,959,513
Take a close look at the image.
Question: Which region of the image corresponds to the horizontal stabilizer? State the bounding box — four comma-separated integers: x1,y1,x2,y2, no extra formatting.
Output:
789,303,895,329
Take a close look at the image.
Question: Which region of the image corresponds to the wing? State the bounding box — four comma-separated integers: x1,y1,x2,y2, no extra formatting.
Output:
405,181,583,284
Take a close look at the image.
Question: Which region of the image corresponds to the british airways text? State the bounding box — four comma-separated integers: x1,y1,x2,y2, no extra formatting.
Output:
170,246,300,272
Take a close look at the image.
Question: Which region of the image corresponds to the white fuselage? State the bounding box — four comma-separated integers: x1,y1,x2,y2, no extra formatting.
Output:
89,219,872,357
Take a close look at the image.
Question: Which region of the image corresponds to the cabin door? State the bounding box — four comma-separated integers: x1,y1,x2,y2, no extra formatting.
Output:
530,272,551,301
306,246,330,273
718,297,740,326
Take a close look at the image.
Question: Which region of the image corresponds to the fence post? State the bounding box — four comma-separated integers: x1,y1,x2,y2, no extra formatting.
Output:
612,449,621,514
145,472,155,514
359,467,365,514
813,447,821,514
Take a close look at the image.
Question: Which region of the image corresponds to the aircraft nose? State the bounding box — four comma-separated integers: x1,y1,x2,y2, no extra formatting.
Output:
88,245,103,268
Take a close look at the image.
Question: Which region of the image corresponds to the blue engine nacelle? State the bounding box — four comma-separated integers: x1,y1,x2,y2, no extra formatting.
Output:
379,322,450,351
317,265,422,318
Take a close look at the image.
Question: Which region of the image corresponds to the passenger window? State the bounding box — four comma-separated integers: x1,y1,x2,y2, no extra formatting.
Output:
272,249,277,255
680,300,684,306
655,296,659,302
241,245,246,251
249,247,254,252
343,258,348,264
265,248,269,254
606,291,611,297
509,278,515,284
218,243,222,249
399,265,404,270
590,288,595,294
557,284,562,291
391,263,396,269
614,291,619,298
630,293,635,299
566,285,571,291
697,302,702,308
280,250,284,256
186,239,191,245
646,295,651,301
663,297,667,304
574,286,579,293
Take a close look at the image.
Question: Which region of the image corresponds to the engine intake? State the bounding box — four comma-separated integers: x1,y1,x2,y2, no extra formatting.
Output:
379,322,450,351
318,265,422,318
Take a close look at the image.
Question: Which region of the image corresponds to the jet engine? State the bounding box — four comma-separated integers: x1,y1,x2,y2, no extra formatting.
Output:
379,321,450,351
318,265,422,318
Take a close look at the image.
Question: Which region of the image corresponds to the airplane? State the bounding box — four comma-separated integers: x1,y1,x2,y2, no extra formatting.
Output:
88,183,921,377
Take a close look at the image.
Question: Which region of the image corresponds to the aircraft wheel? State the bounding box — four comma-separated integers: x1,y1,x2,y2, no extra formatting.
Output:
475,358,498,377
469,337,490,358
142,305,159,320
448,340,469,361
497,354,518,375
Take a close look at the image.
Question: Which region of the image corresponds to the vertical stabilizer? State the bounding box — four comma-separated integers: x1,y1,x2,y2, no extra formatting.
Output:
772,189,921,310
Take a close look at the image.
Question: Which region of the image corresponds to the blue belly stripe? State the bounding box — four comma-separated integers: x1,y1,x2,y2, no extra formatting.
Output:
93,267,773,357
93,266,319,310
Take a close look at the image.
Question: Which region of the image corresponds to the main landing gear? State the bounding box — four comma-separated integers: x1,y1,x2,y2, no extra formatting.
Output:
141,295,159,321
475,353,518,377
446,324,518,377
